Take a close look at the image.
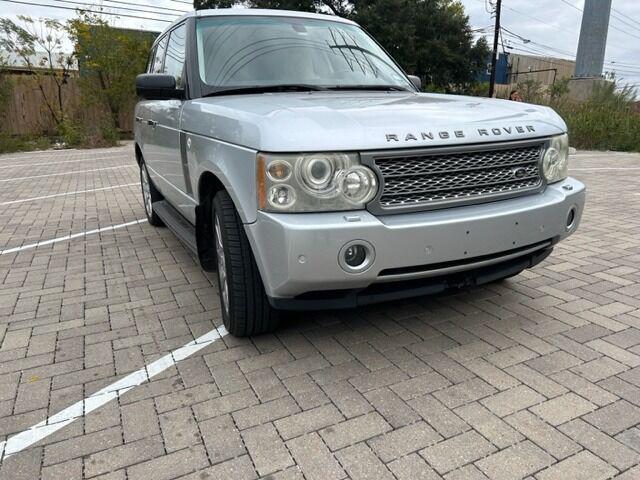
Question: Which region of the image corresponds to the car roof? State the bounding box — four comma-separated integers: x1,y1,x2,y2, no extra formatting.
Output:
157,8,356,41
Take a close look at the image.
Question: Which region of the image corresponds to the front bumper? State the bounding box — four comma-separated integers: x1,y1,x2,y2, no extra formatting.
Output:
245,177,585,303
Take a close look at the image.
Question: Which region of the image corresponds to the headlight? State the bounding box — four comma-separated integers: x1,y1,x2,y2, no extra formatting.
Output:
542,134,569,183
257,153,378,212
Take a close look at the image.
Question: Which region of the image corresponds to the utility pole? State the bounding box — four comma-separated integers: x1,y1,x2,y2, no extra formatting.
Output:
488,0,502,98
574,0,612,77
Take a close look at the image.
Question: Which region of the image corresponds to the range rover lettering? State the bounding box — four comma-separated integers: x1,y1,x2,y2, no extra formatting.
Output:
134,9,586,336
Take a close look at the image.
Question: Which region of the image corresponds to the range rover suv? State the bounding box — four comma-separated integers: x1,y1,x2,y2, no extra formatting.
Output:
134,9,585,336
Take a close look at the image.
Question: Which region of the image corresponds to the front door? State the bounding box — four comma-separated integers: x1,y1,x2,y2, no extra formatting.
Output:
144,23,195,219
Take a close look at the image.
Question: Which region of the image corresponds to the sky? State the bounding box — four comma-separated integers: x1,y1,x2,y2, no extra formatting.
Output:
0,0,639,87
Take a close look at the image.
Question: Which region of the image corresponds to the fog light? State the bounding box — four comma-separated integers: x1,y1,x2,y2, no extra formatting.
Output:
338,240,375,273
344,244,367,267
566,207,576,230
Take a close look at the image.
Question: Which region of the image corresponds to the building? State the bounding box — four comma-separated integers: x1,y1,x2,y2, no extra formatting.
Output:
476,53,509,85
0,50,78,75
507,53,575,86
477,52,576,87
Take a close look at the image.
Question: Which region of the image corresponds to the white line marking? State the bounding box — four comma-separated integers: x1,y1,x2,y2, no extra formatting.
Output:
0,148,131,162
0,326,228,460
0,219,147,255
0,156,127,169
570,167,640,171
0,183,138,206
0,165,136,183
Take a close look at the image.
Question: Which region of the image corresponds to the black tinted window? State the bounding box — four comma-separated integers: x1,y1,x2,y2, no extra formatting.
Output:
151,36,168,74
147,46,156,73
164,24,186,88
195,16,412,90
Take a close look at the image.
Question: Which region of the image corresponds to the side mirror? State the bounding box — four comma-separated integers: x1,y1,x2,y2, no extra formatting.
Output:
136,74,183,100
408,75,422,91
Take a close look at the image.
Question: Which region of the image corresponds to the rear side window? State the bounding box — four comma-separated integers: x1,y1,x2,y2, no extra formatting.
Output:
150,36,168,74
164,23,187,88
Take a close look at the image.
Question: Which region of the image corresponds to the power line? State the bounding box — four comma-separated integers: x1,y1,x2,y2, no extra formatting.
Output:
506,43,640,80
557,0,581,13
501,29,575,58
506,46,574,65
611,6,640,28
556,0,640,42
45,0,187,17
477,0,640,56
502,27,640,71
0,0,174,22
501,4,580,36
608,60,640,68
610,11,640,35
99,0,190,15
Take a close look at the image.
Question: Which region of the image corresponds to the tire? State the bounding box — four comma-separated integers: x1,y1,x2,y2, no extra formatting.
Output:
139,161,164,227
213,190,280,336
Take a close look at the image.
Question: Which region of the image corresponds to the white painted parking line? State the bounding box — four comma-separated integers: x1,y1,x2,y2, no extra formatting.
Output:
570,167,640,171
0,165,137,183
0,219,147,255
0,148,131,162
0,183,139,206
0,325,228,460
0,156,128,169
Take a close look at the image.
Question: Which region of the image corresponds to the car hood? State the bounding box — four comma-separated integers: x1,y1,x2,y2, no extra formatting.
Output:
182,91,567,152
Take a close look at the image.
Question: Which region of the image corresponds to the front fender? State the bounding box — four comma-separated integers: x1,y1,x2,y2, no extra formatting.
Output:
186,132,258,224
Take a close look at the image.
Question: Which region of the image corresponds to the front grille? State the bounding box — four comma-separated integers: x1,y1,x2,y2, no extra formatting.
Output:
370,143,545,212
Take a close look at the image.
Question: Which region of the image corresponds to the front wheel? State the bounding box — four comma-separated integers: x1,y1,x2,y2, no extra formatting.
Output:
213,190,279,336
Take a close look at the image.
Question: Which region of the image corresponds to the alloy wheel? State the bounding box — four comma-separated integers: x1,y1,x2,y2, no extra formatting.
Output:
215,215,229,315
141,166,153,217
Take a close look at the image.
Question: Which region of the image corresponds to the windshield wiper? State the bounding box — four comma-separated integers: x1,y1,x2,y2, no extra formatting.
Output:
326,85,412,92
204,84,328,97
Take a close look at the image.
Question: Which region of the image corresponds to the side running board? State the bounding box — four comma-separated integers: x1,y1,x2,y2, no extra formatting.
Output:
152,200,198,254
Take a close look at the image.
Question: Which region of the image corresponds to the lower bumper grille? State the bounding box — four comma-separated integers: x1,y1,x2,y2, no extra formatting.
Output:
368,141,546,213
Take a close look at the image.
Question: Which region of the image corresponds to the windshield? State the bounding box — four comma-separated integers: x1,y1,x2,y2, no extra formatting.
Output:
195,15,414,92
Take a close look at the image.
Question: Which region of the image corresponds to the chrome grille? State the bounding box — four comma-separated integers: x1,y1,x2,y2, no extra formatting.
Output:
370,143,544,212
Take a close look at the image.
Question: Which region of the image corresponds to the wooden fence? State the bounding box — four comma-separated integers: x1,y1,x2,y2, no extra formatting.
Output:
1,73,134,136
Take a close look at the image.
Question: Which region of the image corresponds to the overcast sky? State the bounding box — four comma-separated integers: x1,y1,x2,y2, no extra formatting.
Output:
1,0,639,87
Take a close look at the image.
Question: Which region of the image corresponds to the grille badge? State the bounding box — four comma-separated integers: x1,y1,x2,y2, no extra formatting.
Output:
512,167,528,179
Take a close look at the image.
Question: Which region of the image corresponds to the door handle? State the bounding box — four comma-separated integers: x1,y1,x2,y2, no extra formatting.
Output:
135,116,143,123
147,119,158,127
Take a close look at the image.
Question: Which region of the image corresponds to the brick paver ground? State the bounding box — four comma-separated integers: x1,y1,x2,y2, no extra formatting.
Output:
0,145,639,479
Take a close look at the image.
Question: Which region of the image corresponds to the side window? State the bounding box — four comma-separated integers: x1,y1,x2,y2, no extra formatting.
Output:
147,46,157,73
163,24,187,88
151,36,168,74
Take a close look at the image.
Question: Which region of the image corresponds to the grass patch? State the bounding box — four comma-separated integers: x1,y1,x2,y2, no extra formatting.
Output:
0,134,54,154
0,121,122,155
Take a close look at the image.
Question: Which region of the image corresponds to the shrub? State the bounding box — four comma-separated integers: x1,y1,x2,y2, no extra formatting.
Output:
554,85,640,152
55,118,120,149
0,134,52,154
506,79,640,152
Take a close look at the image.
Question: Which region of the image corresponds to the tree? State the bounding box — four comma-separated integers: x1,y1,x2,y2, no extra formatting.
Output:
193,0,488,89
0,51,13,132
0,16,74,125
67,12,155,131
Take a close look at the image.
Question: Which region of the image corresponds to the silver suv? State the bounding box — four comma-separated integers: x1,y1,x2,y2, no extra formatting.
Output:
134,9,585,336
